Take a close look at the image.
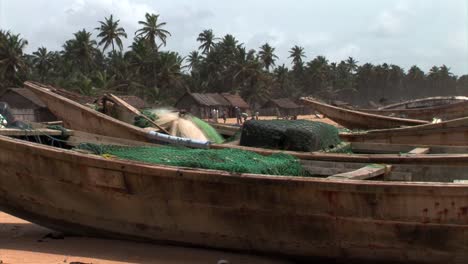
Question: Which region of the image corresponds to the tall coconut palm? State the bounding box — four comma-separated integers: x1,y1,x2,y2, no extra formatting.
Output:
95,14,127,52
345,56,358,73
187,50,202,71
0,30,28,87
62,29,98,74
289,45,306,69
197,29,216,54
135,13,171,51
258,43,278,71
32,47,53,82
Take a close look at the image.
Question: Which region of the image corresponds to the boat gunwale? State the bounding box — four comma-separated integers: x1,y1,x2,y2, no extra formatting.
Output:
378,96,468,110
3,134,468,190
300,97,429,124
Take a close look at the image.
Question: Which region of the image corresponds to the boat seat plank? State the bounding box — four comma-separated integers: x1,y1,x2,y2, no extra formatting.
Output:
328,164,392,180
0,128,64,137
408,148,430,154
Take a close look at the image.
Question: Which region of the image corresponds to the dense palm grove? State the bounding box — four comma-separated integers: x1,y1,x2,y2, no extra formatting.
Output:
1,13,467,107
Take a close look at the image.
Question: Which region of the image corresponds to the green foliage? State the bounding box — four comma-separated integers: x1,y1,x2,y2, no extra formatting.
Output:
1,13,465,106
76,143,309,176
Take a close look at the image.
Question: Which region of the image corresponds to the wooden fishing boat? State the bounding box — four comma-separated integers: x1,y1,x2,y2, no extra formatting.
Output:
358,98,468,121
2,126,468,263
380,96,468,110
341,116,468,146
24,81,468,159
300,97,428,129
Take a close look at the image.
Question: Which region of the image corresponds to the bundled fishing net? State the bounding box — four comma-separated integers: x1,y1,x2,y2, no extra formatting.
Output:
76,143,309,176
145,108,224,143
0,114,6,128
189,116,225,144
240,120,342,152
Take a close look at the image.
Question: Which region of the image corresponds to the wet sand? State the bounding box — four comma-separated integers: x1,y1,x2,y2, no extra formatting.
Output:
0,212,292,264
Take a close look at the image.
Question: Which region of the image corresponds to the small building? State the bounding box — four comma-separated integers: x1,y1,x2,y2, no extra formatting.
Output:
221,93,250,116
260,98,302,117
117,95,149,109
175,92,250,119
0,88,57,122
175,92,230,119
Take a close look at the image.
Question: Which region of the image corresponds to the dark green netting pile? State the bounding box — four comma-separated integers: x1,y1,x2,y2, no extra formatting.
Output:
76,143,309,176
189,116,225,144
134,110,158,128
240,120,342,152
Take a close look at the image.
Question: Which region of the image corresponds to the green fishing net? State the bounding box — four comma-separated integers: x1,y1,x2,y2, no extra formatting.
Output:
189,116,225,144
76,143,309,176
240,120,342,152
134,110,158,128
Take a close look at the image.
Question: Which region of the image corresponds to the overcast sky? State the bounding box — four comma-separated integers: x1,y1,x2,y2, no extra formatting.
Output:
1,0,467,75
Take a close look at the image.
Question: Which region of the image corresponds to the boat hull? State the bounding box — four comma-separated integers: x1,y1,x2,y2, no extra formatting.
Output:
1,135,468,263
359,100,468,121
341,116,468,146
300,97,428,130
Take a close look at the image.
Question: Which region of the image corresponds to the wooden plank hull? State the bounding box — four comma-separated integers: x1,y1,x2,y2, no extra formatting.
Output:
359,100,468,121
341,116,468,146
300,97,428,129
25,82,149,141
380,96,468,110
1,135,468,263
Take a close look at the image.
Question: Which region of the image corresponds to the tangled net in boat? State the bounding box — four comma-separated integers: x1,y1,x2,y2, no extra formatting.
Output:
76,143,309,176
134,110,158,128
141,108,224,144
240,120,342,152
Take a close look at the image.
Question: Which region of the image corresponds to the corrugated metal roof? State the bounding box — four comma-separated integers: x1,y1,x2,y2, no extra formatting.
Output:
222,93,250,109
266,98,301,109
118,95,148,109
190,93,226,106
206,93,230,106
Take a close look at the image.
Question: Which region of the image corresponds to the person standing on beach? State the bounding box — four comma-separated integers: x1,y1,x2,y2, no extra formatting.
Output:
221,110,227,123
235,106,242,125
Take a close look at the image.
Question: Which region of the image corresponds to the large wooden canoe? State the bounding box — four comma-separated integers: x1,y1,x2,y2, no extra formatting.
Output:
380,96,468,110
300,97,428,129
358,98,468,121
341,116,468,146
2,130,468,263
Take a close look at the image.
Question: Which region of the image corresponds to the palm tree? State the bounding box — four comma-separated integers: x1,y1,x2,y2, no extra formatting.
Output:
95,14,127,52
197,29,216,54
0,30,28,87
289,45,306,69
258,43,278,71
62,29,98,74
406,65,426,98
345,57,358,73
187,50,201,71
32,47,53,82
135,13,171,51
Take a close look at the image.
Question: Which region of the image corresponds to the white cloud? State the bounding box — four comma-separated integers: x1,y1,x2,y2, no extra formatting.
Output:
1,0,467,74
370,1,413,37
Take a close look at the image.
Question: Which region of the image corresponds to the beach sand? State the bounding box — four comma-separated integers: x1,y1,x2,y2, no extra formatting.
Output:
0,212,291,264
221,115,340,127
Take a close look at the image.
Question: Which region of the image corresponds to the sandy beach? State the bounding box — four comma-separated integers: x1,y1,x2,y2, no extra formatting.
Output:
0,212,291,264
220,115,340,127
